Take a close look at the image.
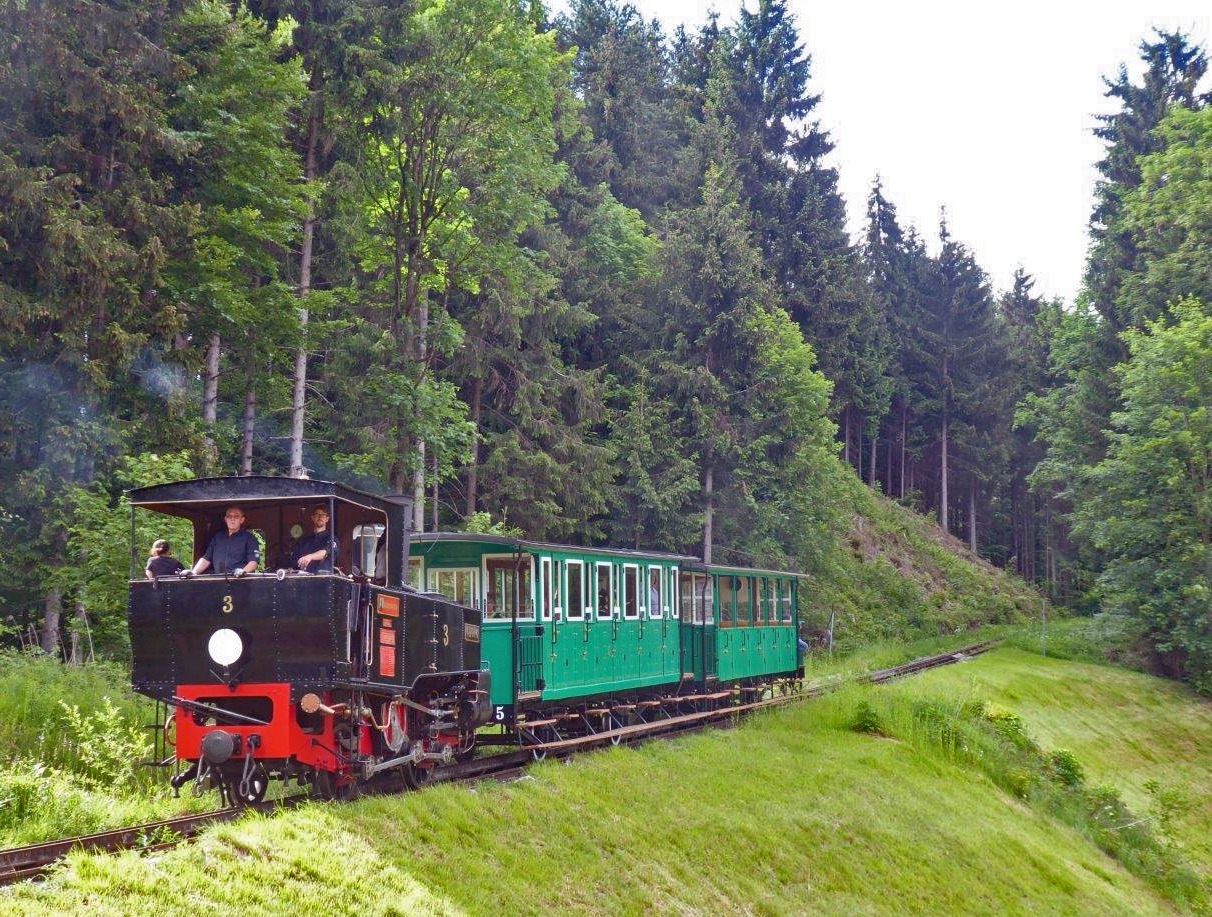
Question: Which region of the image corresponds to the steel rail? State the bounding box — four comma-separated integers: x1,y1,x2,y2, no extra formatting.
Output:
0,640,995,886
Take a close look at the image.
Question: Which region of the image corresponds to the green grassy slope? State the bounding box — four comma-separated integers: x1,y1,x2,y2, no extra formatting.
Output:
900,644,1212,878
6,654,1198,917
803,482,1044,652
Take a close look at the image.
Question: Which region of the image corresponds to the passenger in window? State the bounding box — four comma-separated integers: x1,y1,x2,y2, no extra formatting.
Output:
145,539,184,579
291,505,339,573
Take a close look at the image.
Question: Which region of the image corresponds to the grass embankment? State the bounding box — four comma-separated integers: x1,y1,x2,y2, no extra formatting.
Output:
902,641,1212,880
7,645,1207,916
804,481,1045,652
0,651,207,846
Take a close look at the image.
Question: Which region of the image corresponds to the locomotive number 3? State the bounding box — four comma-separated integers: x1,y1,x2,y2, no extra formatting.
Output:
442,624,450,647
222,595,234,614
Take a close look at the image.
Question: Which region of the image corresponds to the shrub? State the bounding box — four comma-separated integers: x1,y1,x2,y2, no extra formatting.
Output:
850,700,885,735
58,698,151,789
1046,749,1085,787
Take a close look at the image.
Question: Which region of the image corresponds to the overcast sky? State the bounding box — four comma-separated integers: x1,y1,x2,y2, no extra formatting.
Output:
552,1,1211,304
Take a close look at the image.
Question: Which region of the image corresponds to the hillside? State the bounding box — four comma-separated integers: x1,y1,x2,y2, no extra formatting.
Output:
802,478,1043,652
902,645,1212,879
5,646,1209,916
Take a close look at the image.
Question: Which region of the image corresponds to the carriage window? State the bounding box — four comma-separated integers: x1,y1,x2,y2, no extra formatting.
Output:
566,560,584,620
596,563,612,619
623,565,639,619
755,578,768,626
429,569,477,605
648,567,663,619
783,580,794,623
736,577,751,626
701,576,714,624
718,576,735,627
408,557,424,590
680,572,694,623
550,559,562,619
770,580,781,625
485,556,533,620
540,557,553,621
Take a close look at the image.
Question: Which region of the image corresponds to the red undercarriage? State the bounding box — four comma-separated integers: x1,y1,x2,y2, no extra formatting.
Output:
174,682,343,772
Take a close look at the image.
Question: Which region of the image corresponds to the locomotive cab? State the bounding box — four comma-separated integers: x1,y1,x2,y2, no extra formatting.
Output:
127,477,491,803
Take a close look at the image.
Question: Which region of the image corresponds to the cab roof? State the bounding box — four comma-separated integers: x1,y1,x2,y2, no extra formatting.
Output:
127,476,408,517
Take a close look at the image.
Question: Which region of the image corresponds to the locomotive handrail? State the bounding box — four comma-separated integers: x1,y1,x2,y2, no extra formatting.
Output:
167,695,271,727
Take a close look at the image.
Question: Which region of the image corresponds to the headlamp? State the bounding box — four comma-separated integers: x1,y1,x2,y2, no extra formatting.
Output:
208,628,243,667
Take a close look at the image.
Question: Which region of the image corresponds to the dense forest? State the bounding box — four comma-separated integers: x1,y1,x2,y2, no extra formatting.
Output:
1,2,1210,689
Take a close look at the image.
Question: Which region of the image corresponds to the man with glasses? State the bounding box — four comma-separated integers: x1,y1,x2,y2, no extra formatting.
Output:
185,506,260,577
290,505,339,573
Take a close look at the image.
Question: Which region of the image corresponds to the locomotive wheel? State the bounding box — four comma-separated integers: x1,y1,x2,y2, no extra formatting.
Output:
401,762,435,789
312,769,359,802
454,732,477,764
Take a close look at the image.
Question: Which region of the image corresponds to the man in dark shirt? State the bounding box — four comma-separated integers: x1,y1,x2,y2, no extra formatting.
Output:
291,505,339,573
189,506,260,576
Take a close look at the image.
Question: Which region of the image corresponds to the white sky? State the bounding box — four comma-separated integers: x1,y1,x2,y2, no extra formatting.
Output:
553,1,1211,304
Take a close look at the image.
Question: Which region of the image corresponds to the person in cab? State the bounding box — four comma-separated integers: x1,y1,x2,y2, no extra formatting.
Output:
145,539,184,579
186,505,260,577
290,505,339,573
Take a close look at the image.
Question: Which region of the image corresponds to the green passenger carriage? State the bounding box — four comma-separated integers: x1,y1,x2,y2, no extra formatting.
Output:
408,534,804,725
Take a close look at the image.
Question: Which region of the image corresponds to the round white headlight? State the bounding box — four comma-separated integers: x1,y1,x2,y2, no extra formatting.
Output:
208,628,243,667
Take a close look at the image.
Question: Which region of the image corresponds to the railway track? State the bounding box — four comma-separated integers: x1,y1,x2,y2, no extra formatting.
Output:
0,639,996,886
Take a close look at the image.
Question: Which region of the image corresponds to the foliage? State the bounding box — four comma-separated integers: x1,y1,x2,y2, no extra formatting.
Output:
61,452,196,658
863,690,1208,908
1077,301,1212,691
906,645,1212,890
0,649,207,845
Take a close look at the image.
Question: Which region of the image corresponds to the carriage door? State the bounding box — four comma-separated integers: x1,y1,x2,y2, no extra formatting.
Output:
678,571,698,679
485,555,540,697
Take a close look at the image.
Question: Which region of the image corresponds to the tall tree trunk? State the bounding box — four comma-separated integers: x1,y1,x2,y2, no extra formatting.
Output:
900,402,907,500
413,442,426,532
465,375,482,518
204,333,220,425
703,464,714,564
857,422,863,481
968,478,977,553
241,385,256,476
432,447,439,531
68,598,89,665
868,428,877,488
940,410,950,533
411,292,430,532
41,585,62,656
289,95,322,480
885,425,892,494
842,406,850,465
203,333,220,468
